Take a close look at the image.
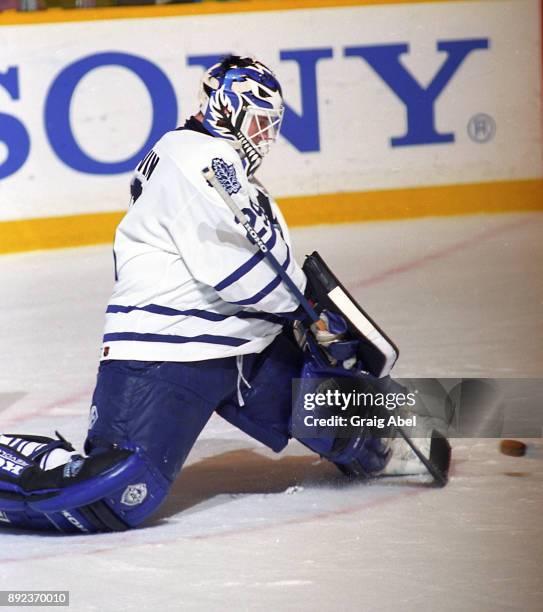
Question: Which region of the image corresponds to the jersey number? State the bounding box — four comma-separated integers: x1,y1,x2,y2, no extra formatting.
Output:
130,149,160,205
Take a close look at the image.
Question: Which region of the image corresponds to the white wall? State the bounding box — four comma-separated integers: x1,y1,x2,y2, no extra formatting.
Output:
0,0,540,221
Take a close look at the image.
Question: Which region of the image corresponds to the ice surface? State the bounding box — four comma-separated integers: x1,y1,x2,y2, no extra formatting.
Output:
0,213,541,611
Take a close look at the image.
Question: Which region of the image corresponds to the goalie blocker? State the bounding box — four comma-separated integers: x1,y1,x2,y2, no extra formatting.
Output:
298,252,451,486
303,251,399,378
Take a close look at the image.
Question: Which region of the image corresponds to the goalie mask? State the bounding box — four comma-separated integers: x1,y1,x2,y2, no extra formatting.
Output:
199,55,284,176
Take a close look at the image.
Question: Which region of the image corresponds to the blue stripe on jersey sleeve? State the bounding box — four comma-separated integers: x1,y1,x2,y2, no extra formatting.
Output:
234,311,288,324
103,332,249,347
107,304,227,321
106,304,285,325
213,226,278,291
229,246,292,307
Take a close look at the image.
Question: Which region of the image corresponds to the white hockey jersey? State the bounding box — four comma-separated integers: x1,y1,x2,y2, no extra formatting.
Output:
101,120,306,362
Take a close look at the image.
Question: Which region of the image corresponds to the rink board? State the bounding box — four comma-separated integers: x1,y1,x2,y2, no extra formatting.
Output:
0,178,541,254
0,0,541,252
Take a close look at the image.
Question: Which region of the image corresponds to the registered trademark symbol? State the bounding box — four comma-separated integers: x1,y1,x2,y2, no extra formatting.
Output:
467,113,496,143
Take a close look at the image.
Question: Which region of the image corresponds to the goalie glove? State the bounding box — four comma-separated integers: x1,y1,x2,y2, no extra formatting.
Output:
311,310,346,346
310,310,359,370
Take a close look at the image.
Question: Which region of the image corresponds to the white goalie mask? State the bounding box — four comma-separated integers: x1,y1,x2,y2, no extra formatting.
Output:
200,56,284,175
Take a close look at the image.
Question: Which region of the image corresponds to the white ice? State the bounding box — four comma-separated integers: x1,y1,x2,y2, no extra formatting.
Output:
0,213,542,611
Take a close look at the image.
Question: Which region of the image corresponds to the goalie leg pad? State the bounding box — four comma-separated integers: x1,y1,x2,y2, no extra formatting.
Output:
0,435,170,533
291,364,393,478
0,434,77,531
28,446,170,533
0,508,54,531
0,433,76,513
295,429,391,479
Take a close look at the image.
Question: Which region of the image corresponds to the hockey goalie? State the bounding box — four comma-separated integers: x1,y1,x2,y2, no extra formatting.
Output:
0,56,450,534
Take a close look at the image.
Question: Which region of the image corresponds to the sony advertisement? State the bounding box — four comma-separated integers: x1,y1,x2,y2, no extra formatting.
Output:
0,0,541,222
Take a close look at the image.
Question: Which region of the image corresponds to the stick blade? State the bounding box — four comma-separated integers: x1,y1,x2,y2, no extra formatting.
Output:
428,430,452,487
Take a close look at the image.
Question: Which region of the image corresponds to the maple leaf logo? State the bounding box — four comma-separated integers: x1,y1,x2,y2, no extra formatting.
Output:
211,158,242,195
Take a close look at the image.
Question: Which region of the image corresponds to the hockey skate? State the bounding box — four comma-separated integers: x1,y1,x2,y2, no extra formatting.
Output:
380,429,451,484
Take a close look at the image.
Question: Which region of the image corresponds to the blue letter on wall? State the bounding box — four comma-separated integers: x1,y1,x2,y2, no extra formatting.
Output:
345,39,489,147
188,49,333,153
45,52,178,174
0,67,30,180
280,48,333,152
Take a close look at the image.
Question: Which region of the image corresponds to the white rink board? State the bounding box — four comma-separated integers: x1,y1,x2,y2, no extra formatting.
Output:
0,0,541,221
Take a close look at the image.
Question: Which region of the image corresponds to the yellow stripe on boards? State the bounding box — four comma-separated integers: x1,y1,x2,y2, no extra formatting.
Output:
0,179,541,255
0,211,124,255
0,0,495,27
282,178,543,227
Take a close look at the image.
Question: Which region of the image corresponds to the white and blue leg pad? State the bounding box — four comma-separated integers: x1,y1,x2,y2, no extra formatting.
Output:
291,358,392,478
0,433,170,533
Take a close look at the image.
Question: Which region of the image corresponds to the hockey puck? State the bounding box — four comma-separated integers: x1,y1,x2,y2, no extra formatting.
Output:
499,439,527,457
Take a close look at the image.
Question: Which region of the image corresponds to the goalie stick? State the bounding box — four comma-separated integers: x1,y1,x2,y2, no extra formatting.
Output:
393,426,450,487
202,166,320,323
201,166,451,486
